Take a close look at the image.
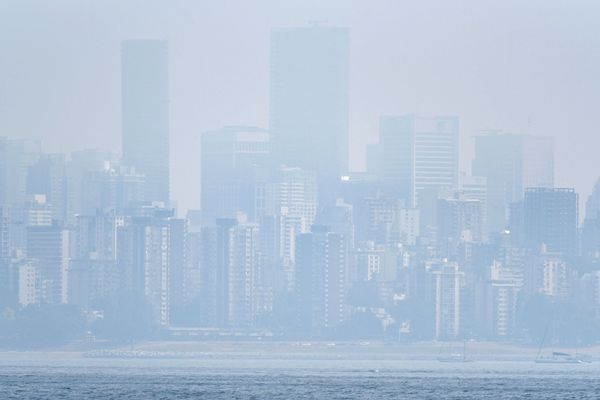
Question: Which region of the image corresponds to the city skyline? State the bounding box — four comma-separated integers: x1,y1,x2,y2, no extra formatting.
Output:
1,0,599,213
0,23,591,340
5,3,600,398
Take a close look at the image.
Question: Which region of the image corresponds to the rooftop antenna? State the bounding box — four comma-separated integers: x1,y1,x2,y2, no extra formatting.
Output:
308,19,328,27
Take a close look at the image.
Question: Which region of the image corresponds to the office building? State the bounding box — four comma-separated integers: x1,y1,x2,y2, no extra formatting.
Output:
0,138,41,208
121,40,170,203
436,194,483,259
378,114,459,208
26,154,68,225
200,126,269,222
80,166,146,215
458,173,488,237
271,166,318,233
366,143,383,177
66,149,117,225
585,177,600,221
582,178,600,258
522,188,578,257
472,132,553,233
270,25,349,205
353,197,402,246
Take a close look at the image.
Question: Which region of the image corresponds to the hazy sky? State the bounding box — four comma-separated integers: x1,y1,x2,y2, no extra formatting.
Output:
1,0,599,213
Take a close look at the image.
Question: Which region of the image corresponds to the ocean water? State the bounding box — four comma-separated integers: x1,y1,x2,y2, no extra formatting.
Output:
1,356,599,399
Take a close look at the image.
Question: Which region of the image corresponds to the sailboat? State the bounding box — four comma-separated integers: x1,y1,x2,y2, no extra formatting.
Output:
534,322,591,364
437,339,473,363
535,351,586,364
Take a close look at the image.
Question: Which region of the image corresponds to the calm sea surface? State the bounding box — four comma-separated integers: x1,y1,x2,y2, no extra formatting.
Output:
0,355,598,399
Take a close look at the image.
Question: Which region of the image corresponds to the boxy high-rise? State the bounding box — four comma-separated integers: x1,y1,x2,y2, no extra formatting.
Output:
270,26,349,206
121,40,170,204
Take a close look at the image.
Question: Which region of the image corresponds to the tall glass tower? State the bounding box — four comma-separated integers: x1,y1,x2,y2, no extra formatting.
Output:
472,132,554,233
379,114,460,207
270,25,349,207
121,40,169,204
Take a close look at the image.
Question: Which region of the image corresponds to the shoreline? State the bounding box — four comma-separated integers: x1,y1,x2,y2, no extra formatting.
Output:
2,340,600,361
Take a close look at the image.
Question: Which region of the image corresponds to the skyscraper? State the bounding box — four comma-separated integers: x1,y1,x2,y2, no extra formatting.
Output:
0,138,41,208
272,166,318,233
379,115,459,208
472,132,554,233
458,173,488,237
582,177,600,257
26,154,67,225
121,40,170,204
80,165,146,215
584,177,600,222
522,188,578,257
200,126,269,222
354,196,403,245
270,25,349,205
66,149,117,225
436,194,483,259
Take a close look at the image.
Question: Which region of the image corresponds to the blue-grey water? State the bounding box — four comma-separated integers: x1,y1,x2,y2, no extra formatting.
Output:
1,355,598,399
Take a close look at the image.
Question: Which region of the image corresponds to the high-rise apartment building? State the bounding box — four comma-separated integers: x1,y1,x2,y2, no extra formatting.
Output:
116,206,177,326
166,218,187,323
26,222,70,304
199,217,261,328
227,222,260,327
432,262,464,339
296,225,348,333
121,40,170,204
68,210,118,310
17,260,39,307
